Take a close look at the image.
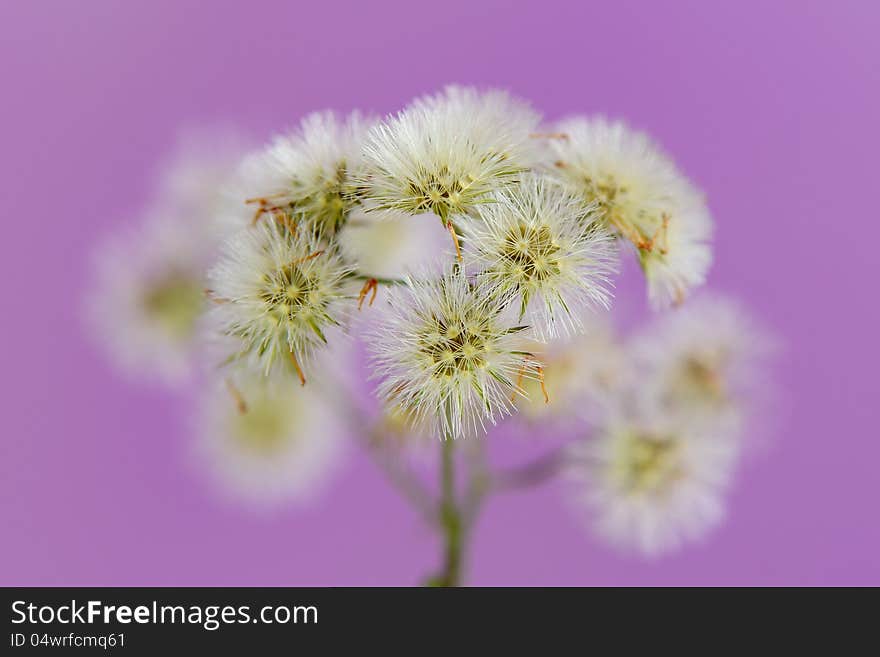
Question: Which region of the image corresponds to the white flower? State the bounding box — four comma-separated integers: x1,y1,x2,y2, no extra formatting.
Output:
359,86,540,252
630,294,774,423
85,214,210,386
206,221,353,380
546,117,712,308
195,372,345,508
86,127,256,386
367,268,538,439
233,111,374,237
461,174,617,339
513,317,630,424
337,207,450,282
568,409,739,557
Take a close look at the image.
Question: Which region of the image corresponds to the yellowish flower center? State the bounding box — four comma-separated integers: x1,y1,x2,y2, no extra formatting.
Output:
613,432,683,495
231,397,292,456
499,222,562,286
419,316,493,378
141,272,204,340
668,354,728,407
260,263,321,323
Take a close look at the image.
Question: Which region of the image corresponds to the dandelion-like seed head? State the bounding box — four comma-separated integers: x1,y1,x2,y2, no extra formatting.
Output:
569,412,739,557
513,319,630,424
638,193,713,309
238,111,374,237
207,221,352,378
196,373,344,507
85,215,212,386
360,86,540,223
462,175,617,338
547,117,712,308
632,295,773,418
367,269,537,439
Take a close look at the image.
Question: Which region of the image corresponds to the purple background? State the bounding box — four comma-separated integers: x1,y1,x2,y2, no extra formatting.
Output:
2,0,878,586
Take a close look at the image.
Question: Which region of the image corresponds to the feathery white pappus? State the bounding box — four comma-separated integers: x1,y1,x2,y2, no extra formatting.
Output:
567,410,740,557
359,86,540,225
234,111,375,237
195,372,345,508
461,174,618,340
630,294,774,423
85,214,210,387
85,126,253,387
206,220,353,379
512,316,631,425
83,83,776,572
545,116,712,309
366,268,539,440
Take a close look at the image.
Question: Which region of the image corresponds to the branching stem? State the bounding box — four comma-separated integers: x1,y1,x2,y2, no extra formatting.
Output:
490,447,566,493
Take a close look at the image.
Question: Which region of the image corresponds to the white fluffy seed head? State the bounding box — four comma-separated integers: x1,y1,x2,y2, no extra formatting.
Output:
631,294,774,424
195,372,345,508
206,221,353,377
233,111,375,237
366,268,538,439
568,410,739,557
461,174,618,339
86,128,256,387
359,86,541,222
512,317,631,425
85,214,210,386
546,117,712,308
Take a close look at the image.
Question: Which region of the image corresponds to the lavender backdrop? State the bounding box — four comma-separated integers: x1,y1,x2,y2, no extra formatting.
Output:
2,0,877,586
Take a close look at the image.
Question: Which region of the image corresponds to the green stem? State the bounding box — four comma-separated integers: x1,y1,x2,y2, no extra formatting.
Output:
438,437,462,587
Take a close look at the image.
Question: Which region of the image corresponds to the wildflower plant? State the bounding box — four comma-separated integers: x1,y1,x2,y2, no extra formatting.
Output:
359,86,540,258
236,111,374,238
87,88,774,585
206,220,353,383
461,174,617,339
567,409,739,557
545,117,713,308
367,269,538,440
86,214,211,386
196,371,346,508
